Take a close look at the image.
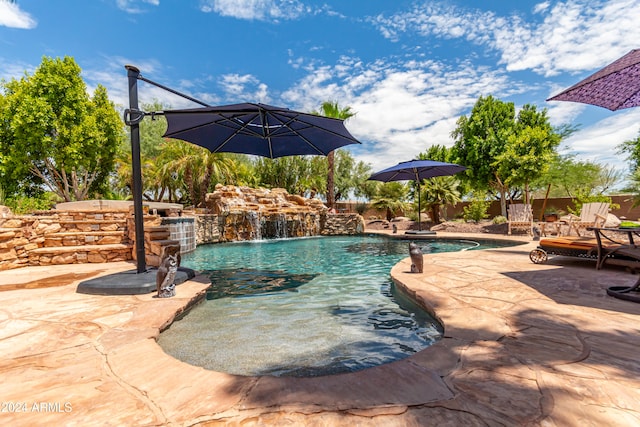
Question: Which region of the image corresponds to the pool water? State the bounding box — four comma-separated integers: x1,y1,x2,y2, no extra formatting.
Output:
158,235,489,377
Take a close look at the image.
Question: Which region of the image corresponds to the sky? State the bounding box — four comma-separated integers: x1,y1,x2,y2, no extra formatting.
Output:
2,0,640,185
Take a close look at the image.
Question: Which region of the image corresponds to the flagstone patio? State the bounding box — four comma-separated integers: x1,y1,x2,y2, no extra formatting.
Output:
1,233,639,425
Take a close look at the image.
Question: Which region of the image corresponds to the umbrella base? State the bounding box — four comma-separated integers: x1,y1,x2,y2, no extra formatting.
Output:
76,267,196,295
405,230,437,236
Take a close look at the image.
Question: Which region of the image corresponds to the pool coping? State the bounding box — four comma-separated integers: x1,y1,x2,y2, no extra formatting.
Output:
1,231,640,425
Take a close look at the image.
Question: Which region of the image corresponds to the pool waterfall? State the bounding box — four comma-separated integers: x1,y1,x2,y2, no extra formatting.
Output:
200,184,363,243
219,210,321,241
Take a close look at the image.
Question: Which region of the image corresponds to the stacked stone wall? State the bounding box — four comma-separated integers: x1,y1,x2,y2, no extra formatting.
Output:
191,212,364,245
0,210,133,271
320,213,366,235
195,214,221,245
196,185,365,244
0,188,365,269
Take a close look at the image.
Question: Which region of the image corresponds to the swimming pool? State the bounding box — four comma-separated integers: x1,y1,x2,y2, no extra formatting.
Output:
158,235,498,377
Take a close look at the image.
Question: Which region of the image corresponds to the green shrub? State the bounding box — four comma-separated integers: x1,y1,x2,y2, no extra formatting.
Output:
463,199,490,222
4,195,57,214
492,215,507,224
355,202,368,215
570,191,619,215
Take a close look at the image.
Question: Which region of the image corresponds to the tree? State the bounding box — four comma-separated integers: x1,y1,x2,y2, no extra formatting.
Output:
251,149,370,202
622,167,640,207
113,101,177,201
494,105,561,204
421,144,454,163
158,140,236,207
0,90,32,197
618,129,640,172
415,147,466,221
333,150,372,202
253,156,325,196
370,182,409,221
452,95,560,216
532,154,621,198
420,176,462,223
312,101,356,209
0,56,124,201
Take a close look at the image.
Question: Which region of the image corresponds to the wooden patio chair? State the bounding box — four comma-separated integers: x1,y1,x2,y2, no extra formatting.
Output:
568,202,609,236
507,204,534,235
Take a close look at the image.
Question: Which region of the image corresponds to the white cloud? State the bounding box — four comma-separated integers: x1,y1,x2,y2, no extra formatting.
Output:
498,0,640,76
561,110,640,173
0,57,34,81
200,0,307,21
280,56,513,171
369,0,640,77
533,2,551,14
545,100,585,127
116,0,160,14
80,57,210,111
0,1,36,29
219,73,270,103
355,0,640,175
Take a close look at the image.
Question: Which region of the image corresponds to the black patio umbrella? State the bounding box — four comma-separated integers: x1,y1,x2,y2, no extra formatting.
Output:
547,48,640,110
368,160,466,232
116,66,363,279
162,103,361,158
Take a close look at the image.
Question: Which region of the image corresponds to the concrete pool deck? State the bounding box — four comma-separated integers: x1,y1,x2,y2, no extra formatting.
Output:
1,232,639,425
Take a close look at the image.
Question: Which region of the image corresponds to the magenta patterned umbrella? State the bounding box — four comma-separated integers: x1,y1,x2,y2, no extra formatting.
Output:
549,49,640,303
547,49,640,111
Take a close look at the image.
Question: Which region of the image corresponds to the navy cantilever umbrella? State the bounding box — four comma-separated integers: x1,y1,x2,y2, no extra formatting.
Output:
368,159,466,231
162,102,361,158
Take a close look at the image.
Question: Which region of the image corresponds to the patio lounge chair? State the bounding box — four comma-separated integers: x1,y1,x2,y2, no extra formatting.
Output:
529,234,639,266
531,230,640,304
507,203,533,235
529,236,601,264
568,202,609,236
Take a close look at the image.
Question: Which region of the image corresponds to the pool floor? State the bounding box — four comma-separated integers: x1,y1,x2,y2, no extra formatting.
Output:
158,236,499,376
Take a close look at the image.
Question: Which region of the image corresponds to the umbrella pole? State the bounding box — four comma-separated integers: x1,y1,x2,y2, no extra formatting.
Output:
123,65,213,274
126,66,147,273
417,181,422,231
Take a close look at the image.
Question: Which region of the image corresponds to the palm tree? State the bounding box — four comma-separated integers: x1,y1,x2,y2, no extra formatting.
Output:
370,182,409,221
313,101,355,210
112,140,155,200
159,140,236,207
420,176,462,223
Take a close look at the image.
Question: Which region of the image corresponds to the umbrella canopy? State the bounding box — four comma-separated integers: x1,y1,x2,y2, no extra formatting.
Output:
162,102,361,158
368,160,466,231
547,49,640,111
369,159,466,183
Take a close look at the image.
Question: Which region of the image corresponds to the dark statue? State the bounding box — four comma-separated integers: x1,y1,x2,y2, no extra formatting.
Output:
532,225,541,241
409,242,423,273
157,245,180,298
